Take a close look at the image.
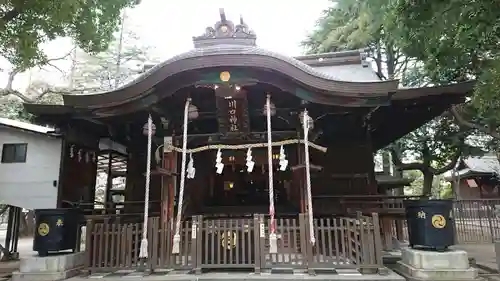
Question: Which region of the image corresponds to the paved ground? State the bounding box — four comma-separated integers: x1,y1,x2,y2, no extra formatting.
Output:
3,232,500,280
69,271,406,281
0,231,35,280
0,229,36,258
454,244,499,272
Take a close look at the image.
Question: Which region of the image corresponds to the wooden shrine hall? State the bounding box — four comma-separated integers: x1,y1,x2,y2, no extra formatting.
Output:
24,9,473,275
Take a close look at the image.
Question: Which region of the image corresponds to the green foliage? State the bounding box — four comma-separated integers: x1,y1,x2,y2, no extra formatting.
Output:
473,59,500,127
1,24,155,122
395,117,463,167
0,91,62,121
403,171,452,198
72,29,158,92
302,0,372,53
392,0,499,80
302,0,410,79
392,0,500,138
304,0,488,196
303,0,395,53
0,0,140,70
0,98,32,121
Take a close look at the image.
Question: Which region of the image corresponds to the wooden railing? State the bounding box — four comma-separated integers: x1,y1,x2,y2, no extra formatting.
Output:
84,213,385,275
313,195,425,216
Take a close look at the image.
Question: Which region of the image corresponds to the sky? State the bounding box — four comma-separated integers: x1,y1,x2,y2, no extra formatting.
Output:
2,0,330,93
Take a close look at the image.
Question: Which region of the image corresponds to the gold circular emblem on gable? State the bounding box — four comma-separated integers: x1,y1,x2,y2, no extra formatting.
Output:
220,71,231,82
431,215,446,229
38,223,50,236
220,25,228,33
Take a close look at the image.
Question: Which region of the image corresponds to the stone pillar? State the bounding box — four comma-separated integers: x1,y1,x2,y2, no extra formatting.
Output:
396,247,478,281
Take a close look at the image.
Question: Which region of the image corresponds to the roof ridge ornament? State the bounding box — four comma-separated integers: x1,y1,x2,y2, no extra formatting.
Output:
192,8,257,48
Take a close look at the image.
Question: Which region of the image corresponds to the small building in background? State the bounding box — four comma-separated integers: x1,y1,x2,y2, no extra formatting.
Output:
0,117,62,210
446,154,500,199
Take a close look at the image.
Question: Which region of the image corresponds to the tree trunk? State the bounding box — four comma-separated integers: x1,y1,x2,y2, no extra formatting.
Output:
19,211,34,237
385,41,396,79
422,171,434,196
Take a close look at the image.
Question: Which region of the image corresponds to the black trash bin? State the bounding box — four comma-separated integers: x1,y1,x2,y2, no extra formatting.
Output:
404,199,454,251
33,208,82,256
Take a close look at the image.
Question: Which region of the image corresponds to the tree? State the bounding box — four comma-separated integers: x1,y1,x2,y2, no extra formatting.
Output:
304,0,482,195
391,0,500,148
0,0,140,70
302,0,410,79
1,21,158,122
403,171,453,198
388,115,479,195
71,29,159,93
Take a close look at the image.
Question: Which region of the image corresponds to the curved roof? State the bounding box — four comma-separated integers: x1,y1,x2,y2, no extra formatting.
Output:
63,45,399,108
27,9,472,118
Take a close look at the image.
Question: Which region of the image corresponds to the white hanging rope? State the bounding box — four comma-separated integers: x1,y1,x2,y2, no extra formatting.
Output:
266,94,278,253
303,109,315,245
139,114,153,258
172,98,191,254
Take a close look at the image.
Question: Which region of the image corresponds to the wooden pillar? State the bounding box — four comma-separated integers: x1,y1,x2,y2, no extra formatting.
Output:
105,152,113,209
298,141,306,213
124,145,146,214
292,143,306,213
161,136,178,224
365,123,377,195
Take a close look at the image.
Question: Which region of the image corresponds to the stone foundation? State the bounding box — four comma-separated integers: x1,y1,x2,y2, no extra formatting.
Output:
396,247,479,281
11,252,84,281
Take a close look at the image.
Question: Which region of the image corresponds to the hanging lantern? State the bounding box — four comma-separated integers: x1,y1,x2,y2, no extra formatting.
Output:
262,101,276,116
299,111,314,130
188,104,199,120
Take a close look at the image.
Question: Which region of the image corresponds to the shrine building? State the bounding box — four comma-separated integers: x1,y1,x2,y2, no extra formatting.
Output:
23,9,473,275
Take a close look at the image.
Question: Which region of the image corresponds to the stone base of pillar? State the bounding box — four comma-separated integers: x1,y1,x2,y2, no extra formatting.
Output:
395,247,479,281
11,252,84,281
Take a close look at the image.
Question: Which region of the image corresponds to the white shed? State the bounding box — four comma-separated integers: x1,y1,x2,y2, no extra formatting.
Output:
0,118,62,210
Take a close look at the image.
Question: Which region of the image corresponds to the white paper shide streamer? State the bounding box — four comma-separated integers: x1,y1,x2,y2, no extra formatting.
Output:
187,153,195,179
172,98,191,254
303,109,315,245
279,145,288,171
215,149,224,174
246,148,255,172
139,114,153,259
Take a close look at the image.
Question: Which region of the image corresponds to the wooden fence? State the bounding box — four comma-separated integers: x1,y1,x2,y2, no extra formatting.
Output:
84,213,384,274
382,199,500,246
